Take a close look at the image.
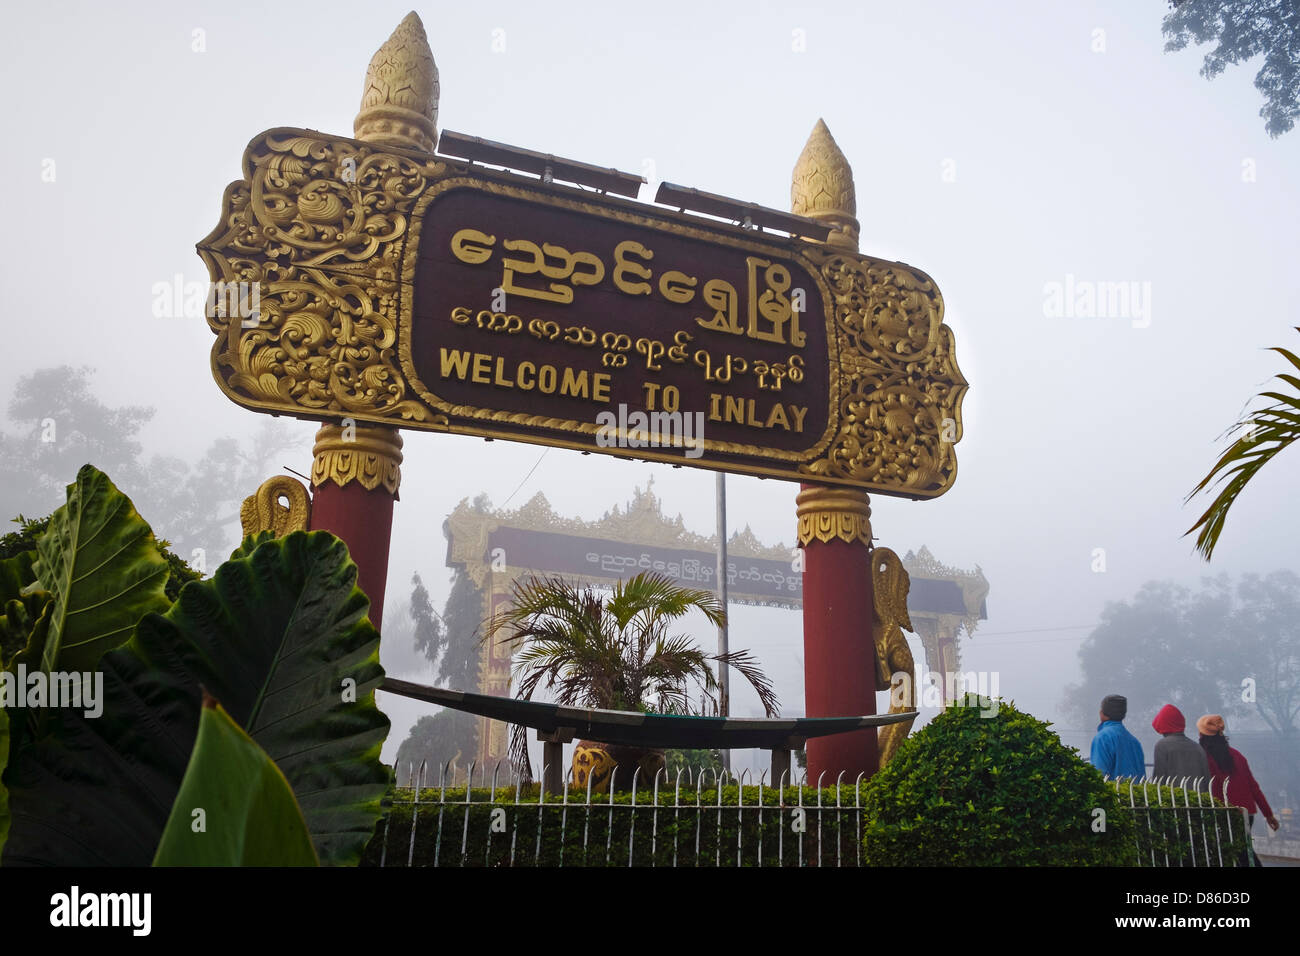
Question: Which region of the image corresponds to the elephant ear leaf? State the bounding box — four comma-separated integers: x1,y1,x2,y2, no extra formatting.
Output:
2,529,389,867
0,551,36,604
153,694,318,866
229,531,275,563
0,552,45,669
1,592,50,672
33,464,170,674
150,530,390,865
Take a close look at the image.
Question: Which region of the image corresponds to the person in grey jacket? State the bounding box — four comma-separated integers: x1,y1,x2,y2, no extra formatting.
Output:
1151,703,1209,786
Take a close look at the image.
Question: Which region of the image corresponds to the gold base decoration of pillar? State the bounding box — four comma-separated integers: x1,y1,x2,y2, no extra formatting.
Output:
239,475,312,538
795,485,873,547
310,423,403,495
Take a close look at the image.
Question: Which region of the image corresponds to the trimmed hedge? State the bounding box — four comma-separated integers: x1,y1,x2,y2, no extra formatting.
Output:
861,698,1140,866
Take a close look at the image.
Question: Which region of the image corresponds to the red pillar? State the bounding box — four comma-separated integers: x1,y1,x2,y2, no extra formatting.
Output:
308,423,402,630
797,484,878,781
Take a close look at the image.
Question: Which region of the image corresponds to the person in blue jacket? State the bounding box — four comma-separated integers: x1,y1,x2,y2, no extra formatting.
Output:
1089,694,1145,779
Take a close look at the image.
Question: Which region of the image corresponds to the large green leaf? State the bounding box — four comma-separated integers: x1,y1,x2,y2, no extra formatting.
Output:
30,465,170,673
0,552,44,669
0,551,43,859
0,551,36,604
153,696,318,866
1,530,390,866
1,592,50,672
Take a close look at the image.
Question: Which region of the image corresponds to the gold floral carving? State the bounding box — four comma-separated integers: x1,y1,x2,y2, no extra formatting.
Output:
796,246,966,496
310,423,403,493
795,486,873,547
791,119,859,250
198,129,449,426
239,475,312,537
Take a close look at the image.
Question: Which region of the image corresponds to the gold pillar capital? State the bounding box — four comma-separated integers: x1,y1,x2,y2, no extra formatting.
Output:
354,11,439,152
795,485,872,547
311,423,403,494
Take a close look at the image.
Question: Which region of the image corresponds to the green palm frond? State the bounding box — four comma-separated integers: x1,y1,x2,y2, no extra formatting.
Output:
482,570,777,781
718,648,781,718
1186,330,1300,560
605,573,724,631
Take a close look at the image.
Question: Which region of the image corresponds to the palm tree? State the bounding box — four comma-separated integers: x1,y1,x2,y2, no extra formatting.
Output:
1186,328,1300,560
484,571,779,778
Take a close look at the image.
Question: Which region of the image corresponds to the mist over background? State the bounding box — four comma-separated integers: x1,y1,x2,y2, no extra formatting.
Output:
1,1,1297,843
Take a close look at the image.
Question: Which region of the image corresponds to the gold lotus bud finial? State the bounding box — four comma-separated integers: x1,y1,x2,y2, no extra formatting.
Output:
354,11,439,151
791,118,859,250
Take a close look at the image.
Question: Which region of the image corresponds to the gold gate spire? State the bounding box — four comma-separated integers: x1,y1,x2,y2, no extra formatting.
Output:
354,11,440,152
790,118,859,250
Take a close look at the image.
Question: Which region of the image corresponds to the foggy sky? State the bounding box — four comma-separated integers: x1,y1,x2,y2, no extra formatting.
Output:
2,1,1298,777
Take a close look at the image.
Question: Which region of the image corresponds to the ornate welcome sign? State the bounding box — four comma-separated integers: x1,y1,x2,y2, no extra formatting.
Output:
200,127,967,498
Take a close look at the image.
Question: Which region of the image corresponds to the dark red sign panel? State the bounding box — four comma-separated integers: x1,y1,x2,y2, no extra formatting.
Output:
406,181,835,470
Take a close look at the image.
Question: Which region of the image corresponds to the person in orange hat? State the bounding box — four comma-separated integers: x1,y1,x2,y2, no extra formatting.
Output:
1197,714,1279,865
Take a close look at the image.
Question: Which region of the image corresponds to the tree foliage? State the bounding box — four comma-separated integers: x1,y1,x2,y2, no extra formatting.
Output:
390,519,490,777
394,710,481,784
410,571,445,667
1064,572,1300,805
1163,0,1300,137
0,366,300,562
1064,579,1228,725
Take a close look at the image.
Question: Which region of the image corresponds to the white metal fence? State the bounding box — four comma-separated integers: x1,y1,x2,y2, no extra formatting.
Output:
370,761,867,868
1111,775,1259,867
361,763,1258,867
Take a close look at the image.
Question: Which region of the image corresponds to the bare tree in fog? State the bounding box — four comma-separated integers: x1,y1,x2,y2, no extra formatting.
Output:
0,366,300,561
1066,571,1300,806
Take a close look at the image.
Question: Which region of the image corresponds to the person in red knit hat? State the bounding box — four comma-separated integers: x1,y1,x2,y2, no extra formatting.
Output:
1151,704,1209,786
1197,713,1279,865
